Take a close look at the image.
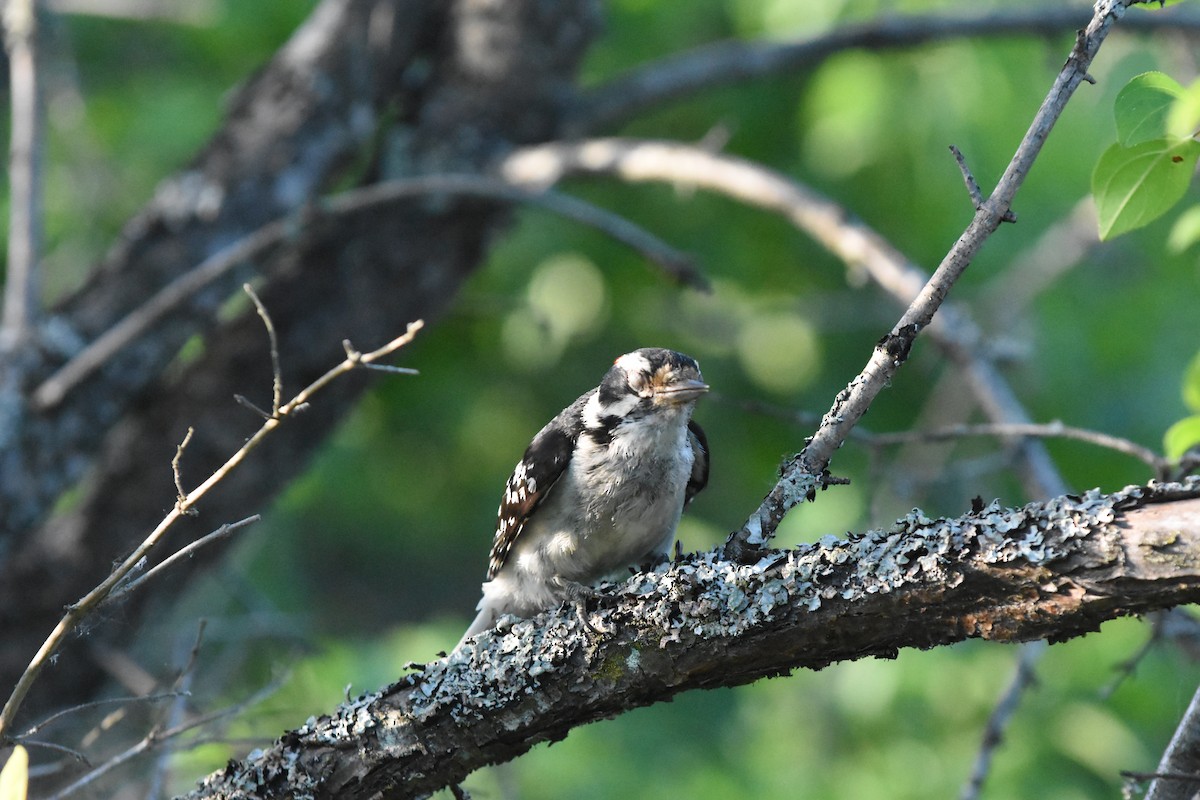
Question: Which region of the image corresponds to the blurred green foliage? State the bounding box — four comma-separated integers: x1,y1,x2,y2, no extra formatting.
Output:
7,0,1200,797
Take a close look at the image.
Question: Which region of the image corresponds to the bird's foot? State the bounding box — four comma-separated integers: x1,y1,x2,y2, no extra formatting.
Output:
554,578,606,636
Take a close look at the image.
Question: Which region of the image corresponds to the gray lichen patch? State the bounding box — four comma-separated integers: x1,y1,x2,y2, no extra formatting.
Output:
387,479,1200,736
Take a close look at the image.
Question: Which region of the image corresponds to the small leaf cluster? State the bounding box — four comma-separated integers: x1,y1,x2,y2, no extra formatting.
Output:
1092,71,1200,240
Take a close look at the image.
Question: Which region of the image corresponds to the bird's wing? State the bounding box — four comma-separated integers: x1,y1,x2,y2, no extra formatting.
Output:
685,419,709,506
486,392,589,580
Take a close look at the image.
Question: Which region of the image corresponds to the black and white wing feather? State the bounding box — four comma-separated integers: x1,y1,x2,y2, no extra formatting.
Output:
685,419,709,506
486,391,591,580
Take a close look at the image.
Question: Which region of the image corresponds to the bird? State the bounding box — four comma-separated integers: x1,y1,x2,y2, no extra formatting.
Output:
456,347,709,650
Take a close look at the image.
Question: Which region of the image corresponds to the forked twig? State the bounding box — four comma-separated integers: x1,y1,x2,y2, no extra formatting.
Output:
244,284,283,416
0,321,423,741
173,427,195,513
107,516,260,603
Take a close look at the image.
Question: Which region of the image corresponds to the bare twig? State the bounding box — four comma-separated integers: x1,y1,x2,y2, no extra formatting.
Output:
43,0,217,24
233,394,274,421
172,427,194,512
18,692,187,739
2,0,44,348
950,145,1017,223
571,6,1200,134
107,516,260,603
244,284,283,416
341,339,418,375
46,673,282,800
1125,770,1200,787
0,321,423,742
867,421,1166,475
31,175,698,410
145,621,206,800
959,641,1047,800
1146,682,1200,800
950,145,986,210
728,397,1164,474
13,737,88,765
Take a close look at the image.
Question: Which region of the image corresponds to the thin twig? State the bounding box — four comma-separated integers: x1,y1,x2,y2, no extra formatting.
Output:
172,427,194,513
571,6,1200,134
233,394,274,421
950,145,986,210
107,516,259,603
727,397,1164,474
12,737,89,765
45,673,284,800
19,692,187,739
1,0,44,348
959,641,1047,800
1146,681,1200,800
31,175,698,410
867,421,1166,474
244,284,283,416
950,145,1016,223
1125,770,1200,785
44,0,218,25
0,321,423,742
145,621,205,800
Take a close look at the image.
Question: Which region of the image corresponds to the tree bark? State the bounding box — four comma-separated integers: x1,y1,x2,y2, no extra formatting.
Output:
182,480,1200,799
0,0,600,719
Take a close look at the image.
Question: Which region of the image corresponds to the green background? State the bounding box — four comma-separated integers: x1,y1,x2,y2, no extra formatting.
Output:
10,0,1200,797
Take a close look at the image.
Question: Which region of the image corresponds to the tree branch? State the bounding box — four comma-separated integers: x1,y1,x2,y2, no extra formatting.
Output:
0,322,422,742
570,5,1200,134
1147,682,1200,800
729,0,1138,551
1,0,44,349
30,175,700,412
181,479,1200,799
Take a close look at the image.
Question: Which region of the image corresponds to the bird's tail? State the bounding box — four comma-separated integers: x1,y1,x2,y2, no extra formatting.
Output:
453,601,500,652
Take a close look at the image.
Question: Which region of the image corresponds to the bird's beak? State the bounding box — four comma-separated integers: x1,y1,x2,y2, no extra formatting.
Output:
657,378,709,405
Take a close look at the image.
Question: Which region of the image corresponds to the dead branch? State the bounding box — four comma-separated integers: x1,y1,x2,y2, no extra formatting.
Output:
0,322,422,742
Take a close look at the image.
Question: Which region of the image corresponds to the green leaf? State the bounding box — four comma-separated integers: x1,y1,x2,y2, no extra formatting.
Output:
1092,138,1200,240
1115,72,1184,146
0,746,27,800
1165,415,1200,461
1184,350,1200,414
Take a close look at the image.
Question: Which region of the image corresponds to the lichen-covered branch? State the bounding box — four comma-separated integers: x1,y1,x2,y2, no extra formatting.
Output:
183,479,1200,799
